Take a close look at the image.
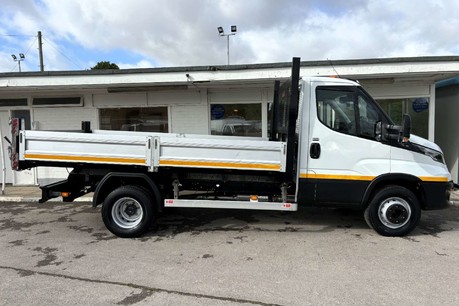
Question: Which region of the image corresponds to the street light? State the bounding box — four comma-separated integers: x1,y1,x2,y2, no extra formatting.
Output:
11,53,25,72
217,25,237,65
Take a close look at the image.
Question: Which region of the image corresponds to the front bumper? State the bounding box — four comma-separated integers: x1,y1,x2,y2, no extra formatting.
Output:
421,180,453,210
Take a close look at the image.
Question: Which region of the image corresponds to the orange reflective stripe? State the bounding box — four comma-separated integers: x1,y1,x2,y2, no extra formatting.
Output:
160,159,280,170
24,153,145,165
300,173,375,181
300,173,450,183
418,176,449,182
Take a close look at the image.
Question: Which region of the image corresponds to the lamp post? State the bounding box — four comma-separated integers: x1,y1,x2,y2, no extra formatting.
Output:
11,53,25,72
218,25,237,65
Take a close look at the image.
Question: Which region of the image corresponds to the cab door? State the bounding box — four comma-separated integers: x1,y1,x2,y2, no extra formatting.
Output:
299,83,391,207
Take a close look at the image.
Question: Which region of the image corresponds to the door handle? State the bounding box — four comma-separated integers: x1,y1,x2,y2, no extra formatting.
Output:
310,143,321,159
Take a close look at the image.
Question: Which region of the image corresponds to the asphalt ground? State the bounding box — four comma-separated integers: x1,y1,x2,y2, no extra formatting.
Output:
0,200,458,305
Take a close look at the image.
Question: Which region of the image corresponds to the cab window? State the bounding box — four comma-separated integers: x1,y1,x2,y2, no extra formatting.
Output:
358,93,381,139
316,86,382,139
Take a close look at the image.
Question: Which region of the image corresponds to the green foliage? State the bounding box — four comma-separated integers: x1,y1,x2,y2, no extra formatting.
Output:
91,61,120,70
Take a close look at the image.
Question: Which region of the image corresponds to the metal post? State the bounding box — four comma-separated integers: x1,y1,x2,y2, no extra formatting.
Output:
38,31,44,72
0,124,5,195
227,35,230,66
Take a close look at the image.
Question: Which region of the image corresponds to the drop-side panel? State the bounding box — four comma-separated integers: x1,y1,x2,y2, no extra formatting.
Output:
158,136,286,172
19,130,287,172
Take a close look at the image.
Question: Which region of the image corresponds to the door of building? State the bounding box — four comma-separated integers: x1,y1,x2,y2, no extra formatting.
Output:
12,110,36,185
0,111,12,184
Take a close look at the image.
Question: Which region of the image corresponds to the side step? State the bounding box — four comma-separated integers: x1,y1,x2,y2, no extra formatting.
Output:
164,199,297,211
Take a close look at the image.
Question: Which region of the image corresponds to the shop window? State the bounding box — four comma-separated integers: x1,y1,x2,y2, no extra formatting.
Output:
210,103,261,137
33,97,82,106
377,98,429,139
99,107,168,132
0,98,27,107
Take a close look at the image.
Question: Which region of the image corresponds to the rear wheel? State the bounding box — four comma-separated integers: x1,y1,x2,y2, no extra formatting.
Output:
102,186,155,238
364,186,421,237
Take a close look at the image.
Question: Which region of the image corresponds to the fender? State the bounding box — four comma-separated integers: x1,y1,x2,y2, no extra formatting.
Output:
362,173,421,207
92,172,162,212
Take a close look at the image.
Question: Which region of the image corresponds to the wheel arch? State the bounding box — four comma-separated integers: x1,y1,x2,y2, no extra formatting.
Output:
93,172,162,212
362,173,424,209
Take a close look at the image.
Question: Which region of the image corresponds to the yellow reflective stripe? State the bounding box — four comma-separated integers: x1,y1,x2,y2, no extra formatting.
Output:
160,159,281,170
300,173,375,181
300,173,450,183
24,153,145,165
419,176,450,182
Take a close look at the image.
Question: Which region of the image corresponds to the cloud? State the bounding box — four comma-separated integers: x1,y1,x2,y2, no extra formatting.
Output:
117,60,156,69
0,0,458,72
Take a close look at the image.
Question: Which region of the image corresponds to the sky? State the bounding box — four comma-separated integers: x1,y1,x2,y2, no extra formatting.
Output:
1,0,459,72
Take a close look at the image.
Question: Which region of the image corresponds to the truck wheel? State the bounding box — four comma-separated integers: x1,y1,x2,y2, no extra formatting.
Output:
364,186,421,237
102,186,155,238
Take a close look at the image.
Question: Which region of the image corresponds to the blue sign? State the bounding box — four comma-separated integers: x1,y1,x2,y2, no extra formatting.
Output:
412,98,429,113
211,104,225,120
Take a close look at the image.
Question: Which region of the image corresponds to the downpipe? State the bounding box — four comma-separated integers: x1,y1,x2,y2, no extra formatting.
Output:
0,128,5,195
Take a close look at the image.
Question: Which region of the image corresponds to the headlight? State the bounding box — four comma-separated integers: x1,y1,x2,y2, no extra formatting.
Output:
412,143,445,164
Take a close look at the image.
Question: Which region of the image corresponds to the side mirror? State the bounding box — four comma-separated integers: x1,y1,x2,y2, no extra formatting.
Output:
401,114,411,143
377,114,411,143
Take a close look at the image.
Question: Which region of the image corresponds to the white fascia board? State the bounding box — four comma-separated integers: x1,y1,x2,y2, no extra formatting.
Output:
1,61,459,89
0,68,291,89
301,62,459,78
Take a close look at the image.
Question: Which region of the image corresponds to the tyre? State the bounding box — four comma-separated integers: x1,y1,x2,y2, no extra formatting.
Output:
364,186,421,237
102,186,156,238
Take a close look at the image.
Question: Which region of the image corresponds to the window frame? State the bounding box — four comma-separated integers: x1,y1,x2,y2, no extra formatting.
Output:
316,85,392,140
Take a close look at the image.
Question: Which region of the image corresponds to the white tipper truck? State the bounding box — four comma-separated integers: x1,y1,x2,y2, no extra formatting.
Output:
9,58,453,238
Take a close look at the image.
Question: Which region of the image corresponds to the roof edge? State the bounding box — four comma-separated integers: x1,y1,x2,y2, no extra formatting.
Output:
1,56,459,78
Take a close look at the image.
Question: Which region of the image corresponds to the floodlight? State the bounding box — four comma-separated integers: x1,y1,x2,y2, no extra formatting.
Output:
217,25,238,65
11,53,25,72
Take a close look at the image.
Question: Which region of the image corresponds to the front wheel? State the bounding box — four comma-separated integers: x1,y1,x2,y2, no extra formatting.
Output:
102,186,155,238
364,186,421,237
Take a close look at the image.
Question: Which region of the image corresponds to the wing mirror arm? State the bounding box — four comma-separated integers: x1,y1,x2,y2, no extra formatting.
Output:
401,114,411,143
376,114,411,143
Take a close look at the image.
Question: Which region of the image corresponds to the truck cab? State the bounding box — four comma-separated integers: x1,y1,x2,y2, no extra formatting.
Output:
296,77,452,236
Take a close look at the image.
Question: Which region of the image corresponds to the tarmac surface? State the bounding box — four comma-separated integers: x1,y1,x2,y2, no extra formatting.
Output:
0,184,458,305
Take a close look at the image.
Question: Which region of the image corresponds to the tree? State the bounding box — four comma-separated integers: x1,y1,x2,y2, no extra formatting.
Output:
91,61,120,70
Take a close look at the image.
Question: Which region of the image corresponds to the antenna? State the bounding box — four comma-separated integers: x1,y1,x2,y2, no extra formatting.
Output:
327,58,340,77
